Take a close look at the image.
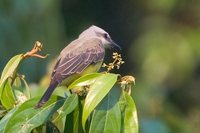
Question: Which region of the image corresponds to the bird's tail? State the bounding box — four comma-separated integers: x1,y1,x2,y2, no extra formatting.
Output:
35,81,58,108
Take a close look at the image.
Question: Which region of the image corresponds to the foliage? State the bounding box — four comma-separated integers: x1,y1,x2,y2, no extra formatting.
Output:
0,45,138,133
1,0,200,132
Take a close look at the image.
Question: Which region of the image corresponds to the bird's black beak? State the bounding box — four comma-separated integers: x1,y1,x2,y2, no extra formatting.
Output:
108,38,121,50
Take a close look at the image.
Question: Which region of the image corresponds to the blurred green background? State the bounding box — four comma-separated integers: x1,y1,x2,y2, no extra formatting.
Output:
0,0,200,132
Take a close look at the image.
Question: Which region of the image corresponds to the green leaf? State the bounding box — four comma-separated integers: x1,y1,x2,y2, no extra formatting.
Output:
68,73,102,90
64,111,74,133
1,79,16,110
64,101,83,133
4,95,65,133
89,86,122,133
82,73,118,131
54,94,78,122
21,77,31,99
120,92,138,133
13,77,22,87
0,54,23,86
0,54,23,97
73,107,80,133
0,107,18,133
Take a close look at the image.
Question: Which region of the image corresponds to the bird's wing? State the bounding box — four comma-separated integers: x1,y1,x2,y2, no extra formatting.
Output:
51,38,105,83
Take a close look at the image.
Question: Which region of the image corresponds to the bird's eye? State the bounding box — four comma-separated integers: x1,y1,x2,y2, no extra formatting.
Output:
104,33,108,38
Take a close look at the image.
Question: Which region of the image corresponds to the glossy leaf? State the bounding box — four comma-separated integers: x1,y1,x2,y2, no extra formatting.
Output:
89,86,122,133
73,104,81,133
82,73,118,130
68,73,102,90
21,77,31,99
0,107,18,133
64,111,74,133
64,103,82,133
0,54,23,99
1,79,16,110
13,77,22,87
120,92,138,133
0,54,23,87
4,95,65,133
54,93,78,122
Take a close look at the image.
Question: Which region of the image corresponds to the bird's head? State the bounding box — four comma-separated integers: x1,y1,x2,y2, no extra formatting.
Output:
79,25,121,50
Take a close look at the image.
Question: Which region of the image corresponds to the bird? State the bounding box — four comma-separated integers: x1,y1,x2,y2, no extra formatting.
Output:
35,25,121,108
